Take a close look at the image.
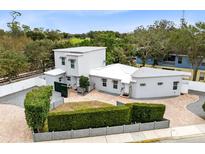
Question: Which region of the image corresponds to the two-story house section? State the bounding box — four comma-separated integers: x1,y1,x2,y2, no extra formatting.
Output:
44,47,106,88
136,54,205,81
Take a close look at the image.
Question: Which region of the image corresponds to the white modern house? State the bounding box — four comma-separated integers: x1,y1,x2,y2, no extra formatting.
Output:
44,46,191,99
44,47,106,89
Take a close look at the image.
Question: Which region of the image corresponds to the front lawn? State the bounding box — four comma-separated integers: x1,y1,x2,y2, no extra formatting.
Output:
50,100,113,113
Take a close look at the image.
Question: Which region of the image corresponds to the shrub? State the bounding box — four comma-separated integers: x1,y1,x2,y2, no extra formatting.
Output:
48,106,131,131
127,103,165,123
79,75,90,90
24,86,52,132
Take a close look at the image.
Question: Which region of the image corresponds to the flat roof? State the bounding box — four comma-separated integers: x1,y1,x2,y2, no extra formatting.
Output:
44,68,65,76
132,67,191,78
53,46,106,53
90,64,138,84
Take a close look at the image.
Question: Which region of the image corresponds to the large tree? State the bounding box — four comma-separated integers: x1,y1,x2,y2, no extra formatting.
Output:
170,22,205,81
25,39,54,72
0,49,28,81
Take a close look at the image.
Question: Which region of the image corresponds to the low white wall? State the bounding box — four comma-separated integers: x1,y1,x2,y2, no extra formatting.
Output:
0,76,46,97
188,80,205,92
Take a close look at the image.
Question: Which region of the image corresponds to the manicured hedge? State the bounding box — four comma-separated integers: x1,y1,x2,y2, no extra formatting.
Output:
127,103,166,123
24,86,52,132
48,106,131,131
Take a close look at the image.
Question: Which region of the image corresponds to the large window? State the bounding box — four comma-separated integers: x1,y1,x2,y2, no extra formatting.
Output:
102,78,107,87
70,59,75,69
173,81,179,90
61,57,65,65
113,80,118,89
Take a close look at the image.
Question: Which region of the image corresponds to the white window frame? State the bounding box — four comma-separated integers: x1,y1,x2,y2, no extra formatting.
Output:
70,59,75,69
61,57,65,65
173,81,179,90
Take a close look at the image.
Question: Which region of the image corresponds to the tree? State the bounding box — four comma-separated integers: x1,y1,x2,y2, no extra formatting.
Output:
79,76,90,91
7,11,22,36
170,23,205,81
0,49,28,81
25,39,54,71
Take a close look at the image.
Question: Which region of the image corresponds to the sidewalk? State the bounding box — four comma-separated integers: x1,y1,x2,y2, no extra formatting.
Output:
46,124,205,143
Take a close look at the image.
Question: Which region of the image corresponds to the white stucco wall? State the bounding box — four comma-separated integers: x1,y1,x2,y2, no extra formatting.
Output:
0,76,46,97
90,76,122,95
45,74,66,87
130,76,182,99
188,80,205,92
78,49,106,77
54,51,67,71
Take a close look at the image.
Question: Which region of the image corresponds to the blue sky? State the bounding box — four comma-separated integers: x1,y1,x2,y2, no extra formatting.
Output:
0,10,205,33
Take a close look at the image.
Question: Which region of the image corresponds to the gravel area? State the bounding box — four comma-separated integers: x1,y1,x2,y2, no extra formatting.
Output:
0,104,32,142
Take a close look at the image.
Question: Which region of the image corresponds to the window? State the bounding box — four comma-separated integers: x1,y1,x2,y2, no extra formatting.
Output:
113,80,118,89
67,76,71,81
158,82,163,86
61,57,65,65
178,56,182,64
199,72,205,81
102,78,107,87
140,83,146,86
59,77,62,82
173,81,179,90
70,59,75,69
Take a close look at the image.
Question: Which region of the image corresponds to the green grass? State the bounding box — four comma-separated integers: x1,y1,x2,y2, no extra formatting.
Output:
50,101,113,113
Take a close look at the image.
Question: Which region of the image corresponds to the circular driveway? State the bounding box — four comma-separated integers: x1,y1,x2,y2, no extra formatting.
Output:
0,104,32,142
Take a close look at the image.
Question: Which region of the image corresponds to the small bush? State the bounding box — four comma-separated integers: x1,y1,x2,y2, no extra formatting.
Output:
79,75,90,90
48,106,131,131
24,86,52,132
127,103,165,123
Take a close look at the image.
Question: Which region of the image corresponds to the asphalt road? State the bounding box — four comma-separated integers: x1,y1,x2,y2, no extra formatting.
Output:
187,90,205,119
159,135,205,143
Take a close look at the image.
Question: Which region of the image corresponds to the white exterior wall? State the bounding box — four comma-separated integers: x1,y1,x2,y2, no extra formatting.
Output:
78,49,106,77
0,76,46,97
66,56,79,76
54,51,67,71
90,76,122,95
45,74,66,87
130,76,182,99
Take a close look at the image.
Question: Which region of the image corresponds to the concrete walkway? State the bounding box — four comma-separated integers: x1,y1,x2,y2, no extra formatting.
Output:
46,124,205,143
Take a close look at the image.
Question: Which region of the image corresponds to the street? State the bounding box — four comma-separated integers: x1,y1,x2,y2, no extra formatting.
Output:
159,135,205,143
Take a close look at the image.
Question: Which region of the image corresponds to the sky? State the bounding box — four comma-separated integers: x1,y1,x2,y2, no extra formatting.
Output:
0,10,205,34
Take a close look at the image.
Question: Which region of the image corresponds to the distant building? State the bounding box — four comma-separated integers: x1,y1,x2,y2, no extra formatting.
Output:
136,54,205,82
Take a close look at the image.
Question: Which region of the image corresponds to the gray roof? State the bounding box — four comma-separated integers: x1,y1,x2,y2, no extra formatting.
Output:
132,67,191,78
53,46,106,53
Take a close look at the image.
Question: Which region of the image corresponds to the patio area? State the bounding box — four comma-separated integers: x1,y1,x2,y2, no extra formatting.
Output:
65,89,205,127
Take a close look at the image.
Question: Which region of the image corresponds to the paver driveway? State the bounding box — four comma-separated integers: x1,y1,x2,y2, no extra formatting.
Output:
65,90,205,127
0,104,32,142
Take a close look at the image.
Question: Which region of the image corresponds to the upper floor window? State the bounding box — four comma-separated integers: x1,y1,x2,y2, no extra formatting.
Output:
102,78,107,87
70,59,75,69
158,82,163,86
173,81,179,90
61,57,65,65
140,83,146,87
113,80,118,89
178,56,182,64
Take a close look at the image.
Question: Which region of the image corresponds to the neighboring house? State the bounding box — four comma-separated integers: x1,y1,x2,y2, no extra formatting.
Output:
44,47,106,89
90,63,190,99
44,47,191,99
136,54,205,82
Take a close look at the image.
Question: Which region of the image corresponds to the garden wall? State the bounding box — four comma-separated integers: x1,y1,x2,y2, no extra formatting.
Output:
33,119,170,142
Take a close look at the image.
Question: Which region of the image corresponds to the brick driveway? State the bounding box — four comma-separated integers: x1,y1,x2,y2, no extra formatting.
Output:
0,104,32,142
65,90,205,127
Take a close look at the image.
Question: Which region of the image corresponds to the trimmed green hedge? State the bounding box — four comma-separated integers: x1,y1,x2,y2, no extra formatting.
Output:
24,86,52,132
48,106,131,131
127,103,165,123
